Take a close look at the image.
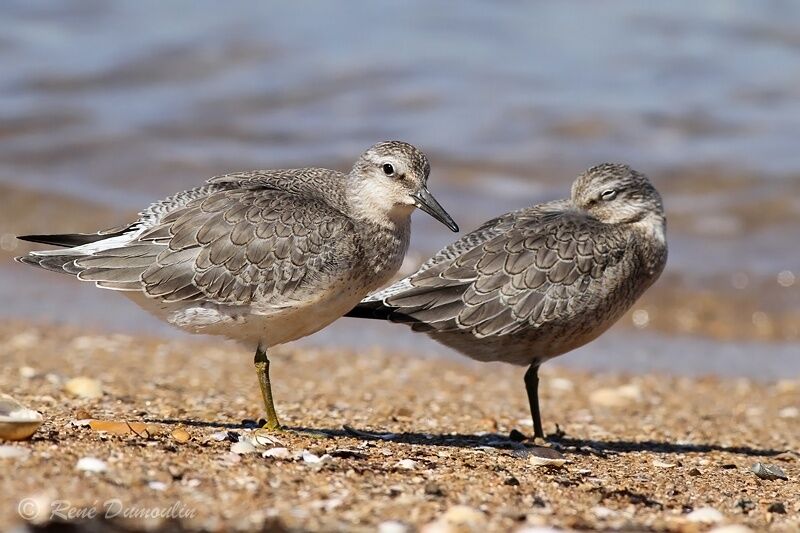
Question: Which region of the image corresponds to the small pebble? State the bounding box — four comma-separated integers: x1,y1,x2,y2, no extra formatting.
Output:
592,506,617,519
76,457,107,473
735,499,755,513
396,459,417,470
589,384,642,408
751,462,788,480
424,482,445,496
766,502,786,514
148,481,168,491
170,428,192,444
777,406,798,418
302,451,332,464
422,505,485,532
19,366,37,379
686,507,724,524
503,476,520,486
653,460,676,468
549,377,574,392
262,447,291,459
219,452,241,465
74,409,92,420
171,428,191,443
64,377,103,399
687,467,702,476
0,445,30,460
378,521,410,533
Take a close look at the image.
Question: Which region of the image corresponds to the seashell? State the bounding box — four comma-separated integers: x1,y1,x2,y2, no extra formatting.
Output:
0,394,43,441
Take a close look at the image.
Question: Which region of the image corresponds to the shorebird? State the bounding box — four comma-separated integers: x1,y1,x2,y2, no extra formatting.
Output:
16,141,458,430
347,163,667,439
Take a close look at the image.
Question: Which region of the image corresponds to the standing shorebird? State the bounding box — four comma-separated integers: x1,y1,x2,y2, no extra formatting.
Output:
16,141,458,430
347,163,667,439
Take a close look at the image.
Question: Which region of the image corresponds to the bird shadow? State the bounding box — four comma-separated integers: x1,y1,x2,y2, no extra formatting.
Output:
145,418,786,458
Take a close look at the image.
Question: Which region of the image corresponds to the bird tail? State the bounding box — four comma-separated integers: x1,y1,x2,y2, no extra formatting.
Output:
17,224,131,248
344,301,418,324
15,225,134,275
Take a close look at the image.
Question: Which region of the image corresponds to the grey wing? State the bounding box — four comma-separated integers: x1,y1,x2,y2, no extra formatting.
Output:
382,209,629,338
74,186,356,308
364,210,519,302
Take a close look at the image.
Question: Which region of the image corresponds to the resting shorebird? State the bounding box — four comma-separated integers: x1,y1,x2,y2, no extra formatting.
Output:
16,141,458,430
347,163,667,439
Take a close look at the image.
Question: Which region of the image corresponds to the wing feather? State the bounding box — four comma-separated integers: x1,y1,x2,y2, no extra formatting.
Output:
26,169,358,309
375,202,630,337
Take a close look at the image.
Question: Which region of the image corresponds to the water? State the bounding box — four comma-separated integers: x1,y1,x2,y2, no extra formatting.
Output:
0,1,798,378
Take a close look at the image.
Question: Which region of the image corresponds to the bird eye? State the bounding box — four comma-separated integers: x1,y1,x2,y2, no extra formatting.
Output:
600,189,617,201
382,163,395,176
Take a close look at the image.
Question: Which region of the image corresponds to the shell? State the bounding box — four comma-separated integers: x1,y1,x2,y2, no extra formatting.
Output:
0,394,44,441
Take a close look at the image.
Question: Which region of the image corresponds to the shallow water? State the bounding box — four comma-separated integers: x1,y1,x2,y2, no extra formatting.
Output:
0,1,798,377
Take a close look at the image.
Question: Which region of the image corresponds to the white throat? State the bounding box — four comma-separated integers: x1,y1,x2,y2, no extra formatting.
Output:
348,179,414,230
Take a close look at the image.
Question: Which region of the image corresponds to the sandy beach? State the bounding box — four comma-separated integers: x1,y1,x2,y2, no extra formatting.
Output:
1,322,797,532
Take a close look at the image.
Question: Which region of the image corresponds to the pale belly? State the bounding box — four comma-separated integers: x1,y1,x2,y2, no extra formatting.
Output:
124,280,371,348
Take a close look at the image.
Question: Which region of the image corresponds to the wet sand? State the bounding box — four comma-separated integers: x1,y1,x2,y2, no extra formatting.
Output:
1,323,797,532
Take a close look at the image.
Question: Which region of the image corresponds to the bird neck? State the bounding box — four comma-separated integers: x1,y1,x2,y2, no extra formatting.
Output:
346,177,414,231
631,210,668,276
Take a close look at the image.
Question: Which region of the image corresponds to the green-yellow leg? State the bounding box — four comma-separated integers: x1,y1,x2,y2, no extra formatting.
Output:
254,344,282,431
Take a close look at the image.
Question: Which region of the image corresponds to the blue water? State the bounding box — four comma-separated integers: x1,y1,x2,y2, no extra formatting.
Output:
3,1,800,199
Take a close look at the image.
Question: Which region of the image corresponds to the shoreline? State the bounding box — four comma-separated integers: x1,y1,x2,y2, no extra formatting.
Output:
1,323,797,531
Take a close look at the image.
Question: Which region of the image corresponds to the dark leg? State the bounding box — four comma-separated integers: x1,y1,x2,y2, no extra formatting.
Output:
524,364,545,440
254,343,281,430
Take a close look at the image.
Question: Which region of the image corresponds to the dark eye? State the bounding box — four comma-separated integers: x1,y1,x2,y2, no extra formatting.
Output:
600,189,617,201
382,163,395,176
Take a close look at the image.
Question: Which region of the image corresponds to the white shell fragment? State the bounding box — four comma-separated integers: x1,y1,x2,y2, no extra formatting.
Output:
395,459,417,470
518,446,567,468
301,451,332,464
76,456,108,473
230,440,257,455
0,394,44,441
262,447,291,459
0,445,31,460
686,507,724,524
653,460,677,468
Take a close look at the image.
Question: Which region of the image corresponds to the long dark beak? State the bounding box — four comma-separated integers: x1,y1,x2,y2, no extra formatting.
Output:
412,187,459,232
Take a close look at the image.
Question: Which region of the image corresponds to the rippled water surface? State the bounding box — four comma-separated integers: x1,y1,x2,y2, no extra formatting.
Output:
1,1,798,377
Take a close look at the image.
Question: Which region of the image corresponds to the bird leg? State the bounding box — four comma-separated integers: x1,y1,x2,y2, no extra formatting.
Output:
524,364,545,440
254,344,282,431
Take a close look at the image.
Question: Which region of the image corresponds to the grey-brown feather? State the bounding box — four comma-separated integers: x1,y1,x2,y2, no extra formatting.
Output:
17,139,438,351
353,163,667,367
61,170,360,309
379,202,626,336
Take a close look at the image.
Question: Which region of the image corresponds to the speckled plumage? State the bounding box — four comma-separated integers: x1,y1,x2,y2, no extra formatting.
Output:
16,140,458,430
17,141,451,345
348,163,667,438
